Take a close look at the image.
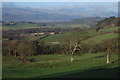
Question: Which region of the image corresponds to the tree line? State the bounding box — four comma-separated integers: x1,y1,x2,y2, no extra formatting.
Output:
2,37,118,62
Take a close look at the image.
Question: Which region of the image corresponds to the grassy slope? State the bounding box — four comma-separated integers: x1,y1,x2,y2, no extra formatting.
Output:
99,27,118,33
84,33,117,44
86,30,97,37
42,30,97,42
42,33,70,42
42,27,118,44
25,35,43,40
84,27,118,44
2,53,119,78
54,24,91,28
2,26,119,78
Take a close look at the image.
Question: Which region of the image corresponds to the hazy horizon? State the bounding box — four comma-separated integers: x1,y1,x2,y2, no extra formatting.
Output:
2,2,118,21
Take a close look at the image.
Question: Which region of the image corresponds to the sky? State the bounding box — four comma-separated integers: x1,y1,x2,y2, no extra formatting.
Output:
2,2,118,17
2,0,120,2
11,2,118,11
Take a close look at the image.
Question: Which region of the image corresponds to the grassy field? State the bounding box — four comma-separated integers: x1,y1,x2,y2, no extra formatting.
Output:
42,30,97,42
42,27,117,44
2,24,119,78
25,35,43,40
2,53,119,78
42,33,71,42
86,30,97,37
98,27,118,33
2,22,91,30
84,33,118,44
2,23,41,30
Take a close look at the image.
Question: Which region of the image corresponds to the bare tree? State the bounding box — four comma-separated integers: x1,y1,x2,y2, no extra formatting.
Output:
100,38,118,64
69,40,81,62
106,47,111,64
67,30,88,62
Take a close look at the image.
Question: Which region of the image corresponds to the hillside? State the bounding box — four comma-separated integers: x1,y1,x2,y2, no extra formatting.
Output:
3,3,116,22
42,33,70,42
2,17,104,30
2,3,119,79
41,25,118,44
92,16,118,31
84,33,117,44
2,8,74,21
2,17,119,78
2,53,119,78
70,17,104,26
2,21,92,30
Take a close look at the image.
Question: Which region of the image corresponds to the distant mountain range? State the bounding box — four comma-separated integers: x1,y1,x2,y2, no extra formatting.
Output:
2,8,75,21
2,2,117,21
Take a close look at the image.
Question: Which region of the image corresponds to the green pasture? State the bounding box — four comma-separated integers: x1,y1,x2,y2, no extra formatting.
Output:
2,53,119,78
84,33,118,44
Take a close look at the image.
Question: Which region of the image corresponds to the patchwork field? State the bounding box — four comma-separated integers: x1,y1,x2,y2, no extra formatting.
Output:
2,22,41,30
2,22,91,30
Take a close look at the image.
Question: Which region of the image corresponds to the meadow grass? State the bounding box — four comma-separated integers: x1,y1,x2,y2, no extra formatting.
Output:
42,30,97,42
99,27,118,33
26,35,42,40
42,26,118,43
2,53,119,78
2,25,119,78
86,30,97,37
84,33,118,44
42,33,70,42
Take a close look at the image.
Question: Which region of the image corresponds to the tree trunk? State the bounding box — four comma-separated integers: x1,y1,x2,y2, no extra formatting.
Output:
71,52,74,62
89,48,92,54
8,48,11,56
107,48,110,64
14,50,17,57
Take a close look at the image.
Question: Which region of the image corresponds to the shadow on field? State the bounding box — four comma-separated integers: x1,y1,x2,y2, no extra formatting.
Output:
36,67,120,78
93,55,105,58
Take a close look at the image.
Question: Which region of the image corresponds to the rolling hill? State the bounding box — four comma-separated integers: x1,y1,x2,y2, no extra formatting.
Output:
41,26,118,45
